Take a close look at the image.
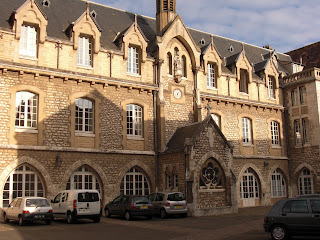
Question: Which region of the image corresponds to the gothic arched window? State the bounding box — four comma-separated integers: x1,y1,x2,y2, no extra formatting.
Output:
200,159,224,189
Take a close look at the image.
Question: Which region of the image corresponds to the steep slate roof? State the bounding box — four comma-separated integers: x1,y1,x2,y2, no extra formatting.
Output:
165,116,232,152
0,0,292,72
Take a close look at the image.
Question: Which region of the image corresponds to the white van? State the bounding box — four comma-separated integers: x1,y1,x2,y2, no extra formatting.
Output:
51,190,101,223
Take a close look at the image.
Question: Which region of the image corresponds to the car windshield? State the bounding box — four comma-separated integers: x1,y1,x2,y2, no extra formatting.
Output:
133,197,150,204
78,192,99,202
26,199,50,207
167,193,185,201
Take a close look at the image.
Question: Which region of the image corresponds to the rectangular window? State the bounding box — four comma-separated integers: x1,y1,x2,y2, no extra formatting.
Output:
15,91,38,128
271,121,280,146
242,118,252,144
268,76,276,99
302,118,310,144
291,89,298,106
294,119,302,145
127,46,140,75
127,104,143,137
239,69,249,94
77,36,92,67
75,98,94,132
207,64,216,89
19,25,37,58
299,86,307,105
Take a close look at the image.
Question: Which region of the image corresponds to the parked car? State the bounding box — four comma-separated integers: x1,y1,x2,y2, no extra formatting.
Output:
104,195,154,220
264,195,320,240
3,197,53,226
148,192,188,219
51,190,101,223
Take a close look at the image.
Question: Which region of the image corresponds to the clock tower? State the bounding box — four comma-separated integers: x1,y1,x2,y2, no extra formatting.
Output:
156,0,177,35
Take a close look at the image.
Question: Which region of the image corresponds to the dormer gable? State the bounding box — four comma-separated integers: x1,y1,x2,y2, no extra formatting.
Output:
14,0,48,44
72,3,102,54
233,49,253,83
121,15,149,63
157,15,201,69
202,36,222,76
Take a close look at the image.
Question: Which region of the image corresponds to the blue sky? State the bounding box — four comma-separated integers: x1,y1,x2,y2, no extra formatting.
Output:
94,0,320,53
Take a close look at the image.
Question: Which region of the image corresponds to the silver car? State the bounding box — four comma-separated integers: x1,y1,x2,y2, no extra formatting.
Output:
3,197,53,226
148,192,187,219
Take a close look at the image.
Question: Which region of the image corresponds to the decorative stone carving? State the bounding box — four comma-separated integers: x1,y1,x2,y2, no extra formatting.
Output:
174,51,182,83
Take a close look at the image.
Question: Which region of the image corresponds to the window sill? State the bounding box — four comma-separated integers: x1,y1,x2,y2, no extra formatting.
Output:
199,188,225,193
242,143,254,147
127,73,141,78
271,145,282,149
268,97,276,101
75,132,95,138
127,136,144,141
77,65,94,70
19,55,38,61
295,143,311,148
207,87,218,91
239,92,249,96
15,128,38,134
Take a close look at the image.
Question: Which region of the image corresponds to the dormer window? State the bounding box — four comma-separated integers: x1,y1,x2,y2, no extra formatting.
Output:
91,10,97,19
42,0,50,7
239,69,249,94
207,63,217,89
19,24,38,59
228,45,234,53
127,46,140,75
77,36,93,67
268,76,276,99
200,38,206,46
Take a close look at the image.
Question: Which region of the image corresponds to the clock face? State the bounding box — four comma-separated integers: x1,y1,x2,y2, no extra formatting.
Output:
173,89,182,99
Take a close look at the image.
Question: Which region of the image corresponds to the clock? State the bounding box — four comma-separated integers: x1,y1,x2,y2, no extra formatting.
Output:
173,89,182,99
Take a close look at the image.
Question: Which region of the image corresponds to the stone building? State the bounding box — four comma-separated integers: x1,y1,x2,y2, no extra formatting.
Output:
0,0,311,216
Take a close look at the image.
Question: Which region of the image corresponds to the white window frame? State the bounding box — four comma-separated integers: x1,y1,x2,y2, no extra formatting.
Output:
240,169,259,199
299,168,314,195
271,170,286,197
302,118,310,144
207,63,216,89
75,98,94,133
77,36,93,67
271,121,280,146
19,25,38,59
2,165,45,208
294,119,302,145
268,76,276,99
15,91,38,129
66,166,101,192
299,86,307,105
120,167,150,195
242,117,252,144
127,104,143,137
127,46,140,75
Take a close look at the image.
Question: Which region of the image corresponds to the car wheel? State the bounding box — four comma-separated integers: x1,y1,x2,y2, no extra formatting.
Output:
45,220,52,225
105,208,111,218
67,212,74,224
125,211,132,221
271,225,288,240
93,216,100,223
18,216,24,226
160,209,167,219
4,213,9,223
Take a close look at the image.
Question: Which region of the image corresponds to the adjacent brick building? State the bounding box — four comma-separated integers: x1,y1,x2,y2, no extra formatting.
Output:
0,0,315,217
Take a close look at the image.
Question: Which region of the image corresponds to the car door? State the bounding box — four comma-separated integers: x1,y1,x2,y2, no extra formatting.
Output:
60,192,69,214
6,198,18,219
282,200,313,233
148,193,156,212
51,193,62,217
108,196,123,215
119,196,129,216
13,198,23,220
154,193,164,214
309,199,320,233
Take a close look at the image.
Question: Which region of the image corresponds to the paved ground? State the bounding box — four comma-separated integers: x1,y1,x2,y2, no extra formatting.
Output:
0,207,320,240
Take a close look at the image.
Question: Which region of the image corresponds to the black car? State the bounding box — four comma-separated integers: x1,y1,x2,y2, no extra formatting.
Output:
104,195,154,220
264,195,320,240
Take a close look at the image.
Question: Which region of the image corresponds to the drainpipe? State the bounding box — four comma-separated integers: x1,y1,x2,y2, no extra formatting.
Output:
284,107,292,197
109,52,113,78
55,41,62,69
153,90,159,191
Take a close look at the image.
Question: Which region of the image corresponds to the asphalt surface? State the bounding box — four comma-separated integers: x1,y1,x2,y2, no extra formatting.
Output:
0,207,320,240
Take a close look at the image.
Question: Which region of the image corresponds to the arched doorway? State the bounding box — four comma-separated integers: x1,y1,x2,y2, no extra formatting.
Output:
66,165,101,193
240,168,260,207
2,164,45,207
120,167,150,195
298,168,314,195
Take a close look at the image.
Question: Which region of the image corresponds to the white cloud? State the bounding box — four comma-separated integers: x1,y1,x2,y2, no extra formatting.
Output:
94,0,320,53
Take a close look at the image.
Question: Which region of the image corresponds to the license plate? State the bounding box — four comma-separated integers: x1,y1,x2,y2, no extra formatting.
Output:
175,205,183,209
140,206,148,209
35,215,45,218
79,208,90,213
